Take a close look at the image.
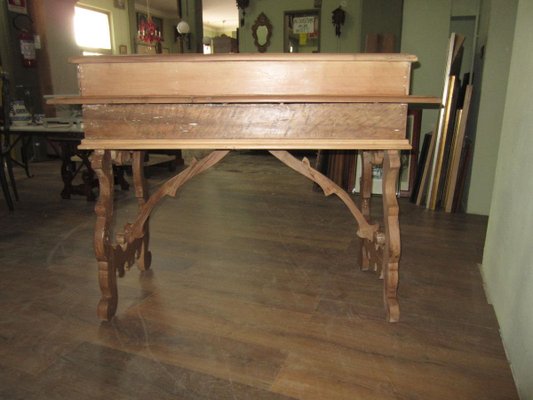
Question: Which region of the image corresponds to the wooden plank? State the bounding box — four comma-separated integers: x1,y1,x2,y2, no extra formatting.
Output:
410,132,432,203
364,33,380,53
444,84,473,212
48,95,441,105
70,53,418,64
426,34,456,208
82,103,408,142
381,33,396,53
428,75,458,210
452,137,473,212
416,132,436,206
78,138,412,151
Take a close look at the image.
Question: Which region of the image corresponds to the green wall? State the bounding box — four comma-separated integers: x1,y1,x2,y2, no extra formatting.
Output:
42,0,80,96
400,0,451,136
238,0,362,53
360,0,403,52
481,0,533,397
466,0,517,215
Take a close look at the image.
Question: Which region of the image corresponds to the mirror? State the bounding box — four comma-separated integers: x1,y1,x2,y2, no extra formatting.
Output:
252,12,272,53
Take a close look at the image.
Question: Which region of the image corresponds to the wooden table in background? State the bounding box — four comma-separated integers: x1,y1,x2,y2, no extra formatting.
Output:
51,53,439,323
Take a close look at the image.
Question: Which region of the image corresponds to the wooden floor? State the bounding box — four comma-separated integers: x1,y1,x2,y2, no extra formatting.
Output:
0,152,518,399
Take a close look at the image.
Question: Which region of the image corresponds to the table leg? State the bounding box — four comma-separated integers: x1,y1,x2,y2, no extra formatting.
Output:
132,151,151,271
360,151,372,271
0,151,15,211
92,149,229,321
358,150,401,322
20,136,33,178
382,150,401,322
60,141,91,200
91,149,117,320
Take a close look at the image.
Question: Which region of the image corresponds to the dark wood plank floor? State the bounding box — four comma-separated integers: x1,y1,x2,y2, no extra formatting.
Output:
0,152,518,399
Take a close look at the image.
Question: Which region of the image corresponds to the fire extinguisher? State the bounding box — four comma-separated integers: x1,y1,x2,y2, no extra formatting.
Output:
19,30,36,68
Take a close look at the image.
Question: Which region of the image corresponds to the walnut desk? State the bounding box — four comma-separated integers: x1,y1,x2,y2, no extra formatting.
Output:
51,54,439,323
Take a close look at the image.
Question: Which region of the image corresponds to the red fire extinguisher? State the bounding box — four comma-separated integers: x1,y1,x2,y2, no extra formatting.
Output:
19,30,36,68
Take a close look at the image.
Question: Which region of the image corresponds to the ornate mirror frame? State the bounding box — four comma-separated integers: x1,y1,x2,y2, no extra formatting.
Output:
252,12,273,53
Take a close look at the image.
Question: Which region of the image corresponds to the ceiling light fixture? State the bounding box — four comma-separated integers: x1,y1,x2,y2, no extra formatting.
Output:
236,0,250,27
138,0,162,44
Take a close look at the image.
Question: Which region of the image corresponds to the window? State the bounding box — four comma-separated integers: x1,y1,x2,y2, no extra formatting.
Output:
74,5,112,55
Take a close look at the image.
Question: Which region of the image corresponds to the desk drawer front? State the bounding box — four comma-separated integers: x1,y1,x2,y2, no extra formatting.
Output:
78,60,411,98
83,103,407,144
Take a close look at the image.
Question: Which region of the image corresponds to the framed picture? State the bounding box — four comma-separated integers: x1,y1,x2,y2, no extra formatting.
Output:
119,44,127,54
136,43,157,55
7,0,28,14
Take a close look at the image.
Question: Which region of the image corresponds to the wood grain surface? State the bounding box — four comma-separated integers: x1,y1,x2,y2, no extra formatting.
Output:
74,54,414,98
0,153,518,399
81,103,408,143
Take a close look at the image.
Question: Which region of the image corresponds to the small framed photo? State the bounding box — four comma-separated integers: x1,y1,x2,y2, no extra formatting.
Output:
8,0,28,14
119,44,127,54
114,0,126,10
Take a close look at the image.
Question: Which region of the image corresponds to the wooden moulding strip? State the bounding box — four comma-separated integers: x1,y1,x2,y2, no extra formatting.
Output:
48,95,441,106
427,75,457,210
69,53,418,64
77,139,411,151
444,84,473,212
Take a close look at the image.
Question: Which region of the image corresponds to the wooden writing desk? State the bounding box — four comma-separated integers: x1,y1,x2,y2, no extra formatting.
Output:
51,54,439,322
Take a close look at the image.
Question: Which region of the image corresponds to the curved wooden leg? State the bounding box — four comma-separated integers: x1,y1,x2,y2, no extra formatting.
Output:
90,150,230,320
382,150,401,322
92,149,117,321
132,151,151,271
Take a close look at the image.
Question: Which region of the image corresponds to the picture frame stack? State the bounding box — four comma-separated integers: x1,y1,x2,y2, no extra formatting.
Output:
412,33,474,212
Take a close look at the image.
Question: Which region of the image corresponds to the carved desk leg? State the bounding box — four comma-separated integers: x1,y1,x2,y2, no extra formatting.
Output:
91,149,229,321
359,150,401,322
91,149,117,321
131,151,151,271
382,150,401,322
360,151,373,271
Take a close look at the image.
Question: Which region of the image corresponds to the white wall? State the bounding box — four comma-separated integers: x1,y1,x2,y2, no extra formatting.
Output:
481,0,533,397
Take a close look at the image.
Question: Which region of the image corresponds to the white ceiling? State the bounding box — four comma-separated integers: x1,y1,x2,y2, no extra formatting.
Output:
135,0,238,30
